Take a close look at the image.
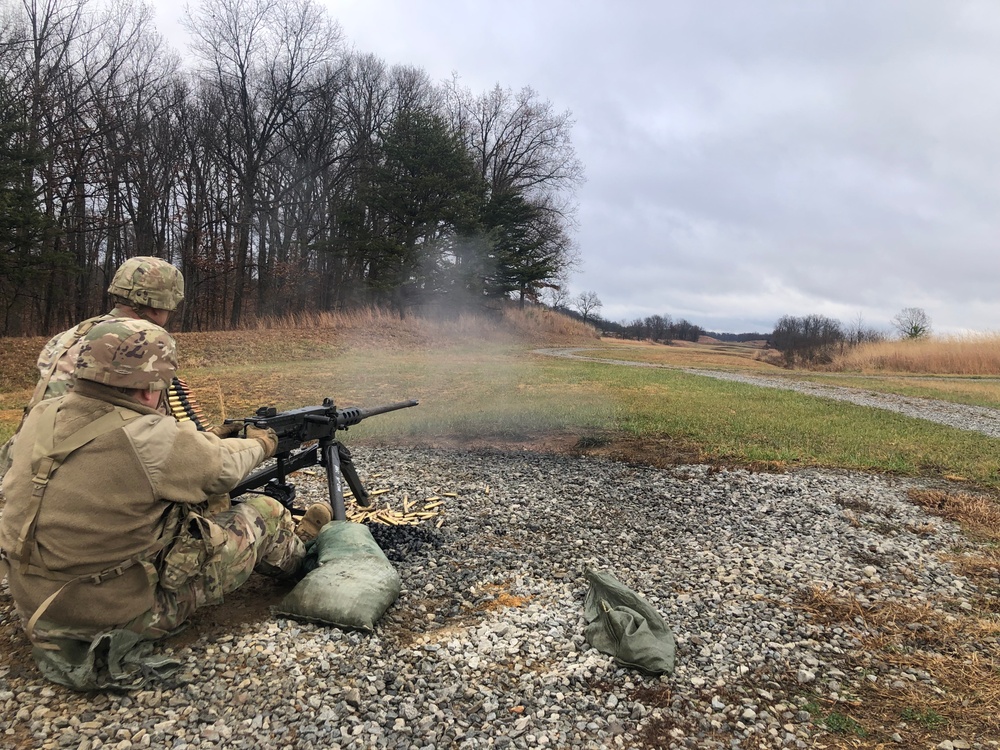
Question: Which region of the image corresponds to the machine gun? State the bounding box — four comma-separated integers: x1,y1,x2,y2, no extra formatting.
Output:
226,398,418,521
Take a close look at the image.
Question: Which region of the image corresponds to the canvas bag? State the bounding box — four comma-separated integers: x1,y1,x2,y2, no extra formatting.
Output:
274,520,400,632
583,567,676,675
33,629,184,692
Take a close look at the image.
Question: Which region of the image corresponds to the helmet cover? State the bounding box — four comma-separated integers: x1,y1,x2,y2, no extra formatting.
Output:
75,318,177,391
107,257,185,311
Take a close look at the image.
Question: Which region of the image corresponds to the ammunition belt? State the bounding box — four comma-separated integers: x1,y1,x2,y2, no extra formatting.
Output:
166,377,209,431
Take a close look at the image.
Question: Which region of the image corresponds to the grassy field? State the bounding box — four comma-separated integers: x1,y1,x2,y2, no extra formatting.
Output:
573,338,1000,409
4,314,1000,489
3,311,1000,747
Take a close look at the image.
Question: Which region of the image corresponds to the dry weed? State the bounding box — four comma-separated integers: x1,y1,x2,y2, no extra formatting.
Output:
904,521,938,536
790,475,1000,745
795,587,1000,746
829,333,1000,375
907,488,1000,543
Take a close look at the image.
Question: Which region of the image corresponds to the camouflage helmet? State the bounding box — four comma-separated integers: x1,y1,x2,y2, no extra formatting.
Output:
107,256,185,312
75,318,177,391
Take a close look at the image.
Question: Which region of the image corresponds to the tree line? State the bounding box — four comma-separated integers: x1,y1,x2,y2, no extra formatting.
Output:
770,308,930,366
0,0,584,336
547,289,930,363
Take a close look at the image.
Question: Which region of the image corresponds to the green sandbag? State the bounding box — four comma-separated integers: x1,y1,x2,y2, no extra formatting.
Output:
583,567,676,675
274,521,400,632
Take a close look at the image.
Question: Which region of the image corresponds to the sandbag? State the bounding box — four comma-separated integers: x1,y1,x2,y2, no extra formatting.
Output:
274,520,400,632
583,567,676,675
33,629,184,691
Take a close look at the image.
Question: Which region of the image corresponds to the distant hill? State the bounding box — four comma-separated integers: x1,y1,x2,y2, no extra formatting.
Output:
702,331,771,343
698,335,769,348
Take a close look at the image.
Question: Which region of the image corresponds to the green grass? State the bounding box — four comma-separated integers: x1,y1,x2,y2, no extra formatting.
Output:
822,711,868,736
5,332,1000,492
775,372,1000,409
202,341,1000,491
802,700,868,737
603,366,1000,479
901,707,948,730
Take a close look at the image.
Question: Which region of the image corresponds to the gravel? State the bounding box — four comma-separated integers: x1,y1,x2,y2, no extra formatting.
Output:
2,356,998,749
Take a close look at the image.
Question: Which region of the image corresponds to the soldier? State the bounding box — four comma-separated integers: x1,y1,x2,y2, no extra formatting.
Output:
0,318,331,689
31,256,186,408
0,257,186,480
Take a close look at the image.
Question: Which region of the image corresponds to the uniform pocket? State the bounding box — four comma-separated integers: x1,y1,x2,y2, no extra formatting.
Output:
159,514,228,592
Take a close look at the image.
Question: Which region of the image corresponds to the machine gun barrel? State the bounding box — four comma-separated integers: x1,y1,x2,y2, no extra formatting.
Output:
334,399,419,429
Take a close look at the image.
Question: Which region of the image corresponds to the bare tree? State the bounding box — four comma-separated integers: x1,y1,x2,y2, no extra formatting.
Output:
0,0,592,335
574,290,602,323
891,307,931,339
644,314,671,342
11,0,91,332
184,0,343,326
845,312,886,346
448,82,584,198
442,78,584,299
771,314,845,366
624,317,645,341
544,280,571,309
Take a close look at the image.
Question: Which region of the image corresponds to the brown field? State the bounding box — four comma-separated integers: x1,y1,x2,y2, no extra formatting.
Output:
828,333,1000,375
568,338,784,372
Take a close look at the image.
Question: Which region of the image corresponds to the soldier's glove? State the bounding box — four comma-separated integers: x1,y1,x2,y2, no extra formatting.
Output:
208,422,242,439
246,425,279,459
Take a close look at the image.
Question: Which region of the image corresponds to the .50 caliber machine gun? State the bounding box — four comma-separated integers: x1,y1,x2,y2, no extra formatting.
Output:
226,398,418,521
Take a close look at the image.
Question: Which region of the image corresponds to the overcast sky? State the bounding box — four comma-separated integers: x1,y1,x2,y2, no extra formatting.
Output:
155,1,1000,334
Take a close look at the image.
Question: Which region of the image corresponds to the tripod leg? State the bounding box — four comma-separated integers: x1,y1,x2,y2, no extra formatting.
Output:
321,441,347,521
338,442,371,507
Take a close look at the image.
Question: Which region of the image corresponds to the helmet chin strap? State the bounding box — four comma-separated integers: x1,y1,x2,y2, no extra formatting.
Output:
134,306,158,324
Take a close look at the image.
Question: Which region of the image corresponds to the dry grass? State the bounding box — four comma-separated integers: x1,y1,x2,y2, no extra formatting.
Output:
829,333,1000,375
577,338,785,372
0,304,597,426
907,488,1000,590
791,487,1000,746
497,306,601,341
907,488,1000,543
795,586,1000,747
242,305,599,343
473,583,531,612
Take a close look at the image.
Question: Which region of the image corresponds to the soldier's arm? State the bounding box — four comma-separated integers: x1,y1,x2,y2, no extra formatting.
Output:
123,416,267,504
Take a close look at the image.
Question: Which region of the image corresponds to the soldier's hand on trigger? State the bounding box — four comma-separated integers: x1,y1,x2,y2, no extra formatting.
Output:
245,425,279,459
207,422,242,439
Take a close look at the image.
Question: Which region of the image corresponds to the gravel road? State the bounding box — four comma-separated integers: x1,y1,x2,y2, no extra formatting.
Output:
1,353,998,749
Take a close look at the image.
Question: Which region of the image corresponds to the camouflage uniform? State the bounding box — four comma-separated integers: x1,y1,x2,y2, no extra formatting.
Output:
31,308,126,406
122,496,302,639
0,319,303,680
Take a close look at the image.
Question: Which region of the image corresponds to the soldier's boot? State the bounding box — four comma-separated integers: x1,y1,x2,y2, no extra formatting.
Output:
295,503,332,542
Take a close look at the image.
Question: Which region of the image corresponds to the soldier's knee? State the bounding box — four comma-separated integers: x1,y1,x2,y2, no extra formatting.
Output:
243,495,291,523
239,496,296,540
